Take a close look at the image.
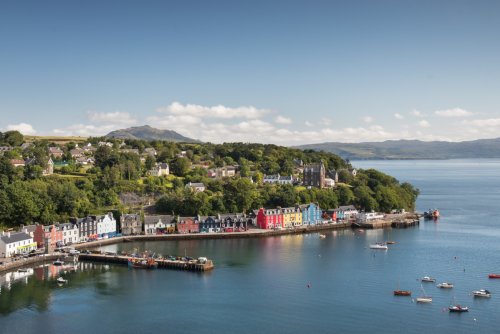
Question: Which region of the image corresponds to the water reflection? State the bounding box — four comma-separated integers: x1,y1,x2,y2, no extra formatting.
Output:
0,262,113,315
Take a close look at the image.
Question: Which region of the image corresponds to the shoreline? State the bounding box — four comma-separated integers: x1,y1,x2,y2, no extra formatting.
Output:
0,223,350,274
0,212,420,274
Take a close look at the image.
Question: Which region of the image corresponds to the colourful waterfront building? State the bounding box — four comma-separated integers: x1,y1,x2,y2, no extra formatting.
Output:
256,208,283,229
300,203,323,225
177,217,200,234
281,207,302,228
219,213,248,232
199,216,221,233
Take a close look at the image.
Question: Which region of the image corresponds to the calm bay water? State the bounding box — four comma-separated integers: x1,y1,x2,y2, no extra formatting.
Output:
1,159,500,333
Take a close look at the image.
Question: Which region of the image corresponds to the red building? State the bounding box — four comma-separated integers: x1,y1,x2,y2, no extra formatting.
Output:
176,217,199,234
33,224,63,249
256,208,283,229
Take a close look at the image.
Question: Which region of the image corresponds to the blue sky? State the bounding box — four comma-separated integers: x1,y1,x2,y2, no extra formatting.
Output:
1,0,500,144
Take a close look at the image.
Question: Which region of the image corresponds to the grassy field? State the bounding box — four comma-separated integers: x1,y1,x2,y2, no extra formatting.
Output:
25,135,88,144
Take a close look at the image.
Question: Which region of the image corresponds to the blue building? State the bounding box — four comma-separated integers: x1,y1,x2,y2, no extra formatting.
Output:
300,203,322,225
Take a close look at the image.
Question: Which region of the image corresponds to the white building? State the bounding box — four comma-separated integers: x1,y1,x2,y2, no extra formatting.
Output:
263,174,294,185
59,223,79,245
0,231,37,258
324,178,335,188
96,213,117,238
149,163,169,177
144,215,175,235
186,182,205,192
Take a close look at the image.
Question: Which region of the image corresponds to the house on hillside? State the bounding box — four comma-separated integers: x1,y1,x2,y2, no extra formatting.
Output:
149,163,169,177
186,182,205,192
303,162,325,188
48,147,64,158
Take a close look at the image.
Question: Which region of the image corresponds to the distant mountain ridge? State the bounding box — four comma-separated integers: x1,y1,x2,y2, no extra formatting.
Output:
105,125,198,142
295,138,500,160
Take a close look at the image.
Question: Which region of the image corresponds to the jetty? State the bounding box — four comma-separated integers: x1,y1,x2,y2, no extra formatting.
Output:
78,253,215,272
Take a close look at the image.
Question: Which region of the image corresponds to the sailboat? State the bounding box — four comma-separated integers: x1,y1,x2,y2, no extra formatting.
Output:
394,278,411,296
448,296,468,312
416,284,432,303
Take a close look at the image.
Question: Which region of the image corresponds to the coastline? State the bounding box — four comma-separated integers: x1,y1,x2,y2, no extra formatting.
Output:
0,222,350,274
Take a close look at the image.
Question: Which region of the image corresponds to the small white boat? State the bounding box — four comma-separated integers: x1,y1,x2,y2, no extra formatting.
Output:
53,259,64,266
472,289,491,298
319,234,326,239
369,243,388,250
57,277,67,284
416,296,433,303
421,276,436,283
437,282,454,289
416,284,432,303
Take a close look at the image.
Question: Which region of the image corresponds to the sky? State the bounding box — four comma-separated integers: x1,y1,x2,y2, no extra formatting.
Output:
1,0,500,145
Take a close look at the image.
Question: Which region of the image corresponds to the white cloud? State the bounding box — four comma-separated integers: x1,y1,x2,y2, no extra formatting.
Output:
274,115,292,124
156,101,269,119
418,120,430,128
410,110,423,117
468,118,500,127
362,116,374,123
321,117,332,126
305,121,314,127
52,124,118,137
87,111,137,125
394,113,404,120
7,123,37,135
435,108,473,118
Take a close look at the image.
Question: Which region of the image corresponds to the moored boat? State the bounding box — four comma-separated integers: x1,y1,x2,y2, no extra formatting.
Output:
386,241,396,244
369,242,388,250
421,276,436,283
128,258,158,269
53,259,64,266
416,296,433,303
472,289,491,298
424,209,440,220
319,234,326,239
449,305,468,312
394,290,411,296
57,277,67,284
437,282,454,289
488,274,500,279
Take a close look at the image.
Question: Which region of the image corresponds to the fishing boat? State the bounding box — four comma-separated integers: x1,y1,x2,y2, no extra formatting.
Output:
416,285,432,303
319,234,326,239
472,289,491,298
488,274,500,279
385,241,396,244
421,276,436,283
128,258,158,269
369,242,388,250
424,209,440,220
449,305,468,312
437,282,454,289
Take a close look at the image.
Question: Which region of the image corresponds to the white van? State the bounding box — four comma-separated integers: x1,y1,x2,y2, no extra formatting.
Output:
69,249,80,255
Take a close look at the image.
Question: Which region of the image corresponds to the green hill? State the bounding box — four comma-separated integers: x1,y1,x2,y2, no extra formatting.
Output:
295,138,500,160
106,125,198,143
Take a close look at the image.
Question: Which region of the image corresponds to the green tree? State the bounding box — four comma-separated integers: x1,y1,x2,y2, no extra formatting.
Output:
170,157,191,177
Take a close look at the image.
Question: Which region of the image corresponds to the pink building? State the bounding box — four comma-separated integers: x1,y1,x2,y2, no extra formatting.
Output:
176,217,199,234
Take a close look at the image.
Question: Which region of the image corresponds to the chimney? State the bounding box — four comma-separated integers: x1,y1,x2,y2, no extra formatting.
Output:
7,232,11,238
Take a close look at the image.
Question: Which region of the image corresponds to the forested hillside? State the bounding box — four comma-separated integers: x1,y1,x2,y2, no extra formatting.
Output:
0,131,419,228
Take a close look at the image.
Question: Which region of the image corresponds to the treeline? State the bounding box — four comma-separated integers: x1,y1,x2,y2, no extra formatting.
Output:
0,134,419,228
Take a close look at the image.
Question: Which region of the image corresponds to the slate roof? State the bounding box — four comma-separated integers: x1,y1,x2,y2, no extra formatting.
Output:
0,232,32,244
144,215,175,225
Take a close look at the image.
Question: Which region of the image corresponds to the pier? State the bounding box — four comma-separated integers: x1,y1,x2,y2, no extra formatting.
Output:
78,253,215,272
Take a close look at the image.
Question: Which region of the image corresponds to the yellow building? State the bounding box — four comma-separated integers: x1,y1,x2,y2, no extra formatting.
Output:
281,207,302,228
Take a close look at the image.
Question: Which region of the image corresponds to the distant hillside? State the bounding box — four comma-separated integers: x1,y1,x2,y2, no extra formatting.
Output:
295,138,500,160
105,125,198,142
